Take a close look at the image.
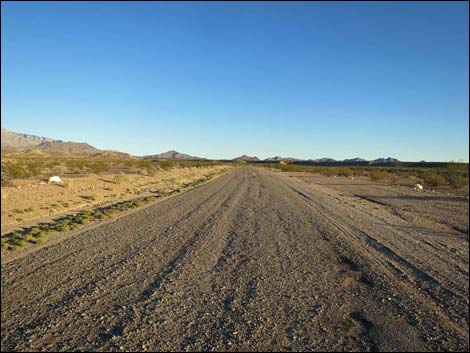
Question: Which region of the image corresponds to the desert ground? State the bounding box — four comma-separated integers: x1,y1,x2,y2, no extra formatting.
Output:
1,167,468,351
1,165,227,234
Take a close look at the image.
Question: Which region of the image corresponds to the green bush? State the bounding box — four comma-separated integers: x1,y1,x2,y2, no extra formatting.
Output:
66,159,87,172
26,163,45,176
321,168,338,177
4,164,26,178
369,170,387,181
35,231,47,239
422,171,446,186
139,160,153,169
159,160,175,170
90,161,109,174
447,174,468,188
1,238,9,252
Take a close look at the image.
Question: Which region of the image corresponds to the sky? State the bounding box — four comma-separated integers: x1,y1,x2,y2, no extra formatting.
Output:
1,1,469,161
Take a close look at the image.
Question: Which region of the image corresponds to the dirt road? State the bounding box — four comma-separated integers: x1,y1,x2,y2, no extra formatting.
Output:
2,167,468,351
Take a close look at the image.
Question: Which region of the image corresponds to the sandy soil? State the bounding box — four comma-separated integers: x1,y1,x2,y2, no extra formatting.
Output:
1,167,468,351
1,166,227,234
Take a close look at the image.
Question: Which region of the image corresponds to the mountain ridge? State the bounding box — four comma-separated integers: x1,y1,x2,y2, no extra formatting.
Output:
144,150,204,160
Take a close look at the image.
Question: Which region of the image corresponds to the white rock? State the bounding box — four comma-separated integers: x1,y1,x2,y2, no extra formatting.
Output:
48,176,62,183
414,183,424,191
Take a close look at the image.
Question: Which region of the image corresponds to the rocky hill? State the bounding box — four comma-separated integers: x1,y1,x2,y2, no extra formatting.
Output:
372,157,399,163
232,155,260,162
144,150,203,160
1,128,57,149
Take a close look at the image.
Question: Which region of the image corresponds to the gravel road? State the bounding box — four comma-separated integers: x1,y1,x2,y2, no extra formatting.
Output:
2,167,468,351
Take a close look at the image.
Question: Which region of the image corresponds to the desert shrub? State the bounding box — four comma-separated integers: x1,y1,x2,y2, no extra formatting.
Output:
422,171,446,186
444,163,469,188
113,174,126,184
28,227,41,236
159,160,175,170
350,168,366,176
90,161,109,174
4,164,26,178
34,231,47,239
9,232,26,248
396,170,413,178
447,174,468,188
369,170,387,181
337,168,353,177
79,217,90,224
66,159,87,172
446,162,468,175
26,162,45,176
55,223,70,232
1,238,8,252
139,160,153,169
46,159,61,168
321,168,338,177
68,222,80,230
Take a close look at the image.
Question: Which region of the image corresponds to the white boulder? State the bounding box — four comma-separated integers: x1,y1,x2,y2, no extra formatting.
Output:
414,183,424,191
48,176,63,184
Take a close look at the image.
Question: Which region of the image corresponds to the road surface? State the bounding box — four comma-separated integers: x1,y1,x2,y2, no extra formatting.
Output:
2,167,469,351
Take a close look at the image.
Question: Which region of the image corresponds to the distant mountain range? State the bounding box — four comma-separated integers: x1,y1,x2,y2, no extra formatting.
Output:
1,127,403,163
261,156,399,163
342,157,368,163
264,156,300,162
371,157,399,163
309,158,337,163
1,128,132,158
1,127,57,148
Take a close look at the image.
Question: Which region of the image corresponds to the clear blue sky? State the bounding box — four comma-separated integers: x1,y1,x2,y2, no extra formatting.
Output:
2,1,469,161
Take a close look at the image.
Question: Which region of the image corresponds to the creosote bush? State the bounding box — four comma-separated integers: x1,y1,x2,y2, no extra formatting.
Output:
159,160,176,170
422,171,446,186
369,170,387,181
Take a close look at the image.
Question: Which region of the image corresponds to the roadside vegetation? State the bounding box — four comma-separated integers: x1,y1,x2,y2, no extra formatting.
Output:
1,157,226,186
1,174,216,253
258,162,469,189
